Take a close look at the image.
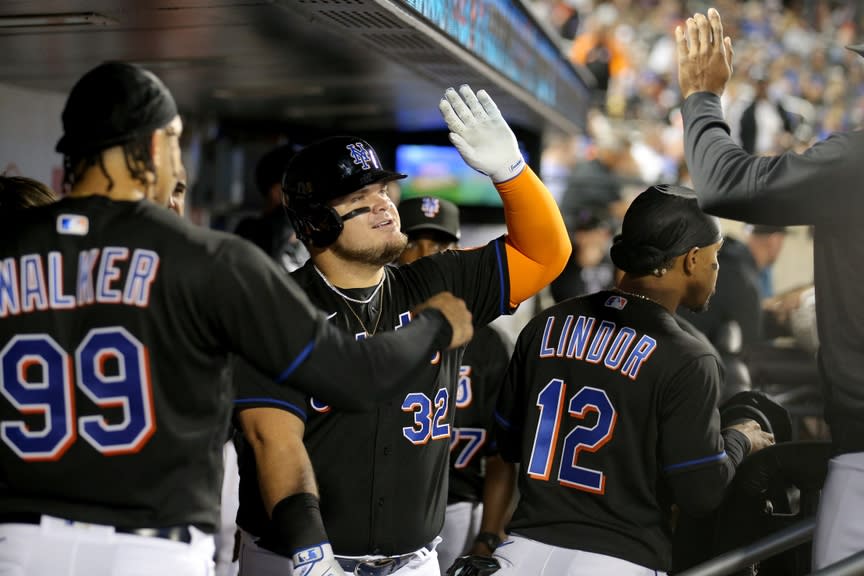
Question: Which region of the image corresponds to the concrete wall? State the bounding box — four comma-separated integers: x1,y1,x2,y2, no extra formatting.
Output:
0,82,65,192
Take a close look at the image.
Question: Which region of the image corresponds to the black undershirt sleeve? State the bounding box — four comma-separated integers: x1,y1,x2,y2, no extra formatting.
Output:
287,309,451,411
210,238,452,411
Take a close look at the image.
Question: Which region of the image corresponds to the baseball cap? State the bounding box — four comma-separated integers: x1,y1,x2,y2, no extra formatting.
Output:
398,196,461,242
56,62,178,155
283,136,406,208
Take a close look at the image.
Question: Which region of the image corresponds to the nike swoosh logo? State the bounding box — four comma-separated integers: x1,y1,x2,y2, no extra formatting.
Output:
509,160,523,172
326,312,337,320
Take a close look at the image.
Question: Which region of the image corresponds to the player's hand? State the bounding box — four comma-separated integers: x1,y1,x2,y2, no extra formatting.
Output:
439,85,525,183
446,555,501,576
292,543,347,576
675,8,734,100
414,291,473,349
726,419,775,455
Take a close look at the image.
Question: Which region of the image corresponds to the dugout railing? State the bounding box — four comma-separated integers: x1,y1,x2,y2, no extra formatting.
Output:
677,517,864,575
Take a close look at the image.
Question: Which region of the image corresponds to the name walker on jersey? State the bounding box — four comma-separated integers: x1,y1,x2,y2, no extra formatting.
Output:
0,247,160,317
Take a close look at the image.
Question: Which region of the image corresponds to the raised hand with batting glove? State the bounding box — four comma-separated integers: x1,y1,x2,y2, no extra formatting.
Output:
439,85,525,183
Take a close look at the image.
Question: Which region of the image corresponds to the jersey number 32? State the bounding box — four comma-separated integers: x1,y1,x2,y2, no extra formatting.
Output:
1,328,155,461
527,378,617,494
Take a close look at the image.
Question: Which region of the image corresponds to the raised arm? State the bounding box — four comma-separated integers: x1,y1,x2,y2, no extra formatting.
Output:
676,8,859,226
439,86,571,307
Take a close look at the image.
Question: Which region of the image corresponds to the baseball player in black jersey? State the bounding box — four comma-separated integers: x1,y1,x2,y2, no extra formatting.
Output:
0,62,474,576
491,185,774,575
395,197,517,575
233,85,571,576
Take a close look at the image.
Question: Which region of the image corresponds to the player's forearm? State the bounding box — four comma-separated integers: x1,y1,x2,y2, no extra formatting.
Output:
474,455,516,549
238,408,337,565
288,309,452,410
499,166,570,306
237,408,317,514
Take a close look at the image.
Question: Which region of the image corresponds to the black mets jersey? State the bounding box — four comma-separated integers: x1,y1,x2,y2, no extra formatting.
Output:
495,290,730,571
235,239,511,556
448,324,512,504
0,197,449,533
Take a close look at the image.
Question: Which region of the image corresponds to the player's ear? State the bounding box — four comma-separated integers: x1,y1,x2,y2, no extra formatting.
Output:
683,246,700,276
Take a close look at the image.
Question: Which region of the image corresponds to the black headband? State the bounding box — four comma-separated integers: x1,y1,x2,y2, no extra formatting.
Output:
611,185,721,275
57,62,178,155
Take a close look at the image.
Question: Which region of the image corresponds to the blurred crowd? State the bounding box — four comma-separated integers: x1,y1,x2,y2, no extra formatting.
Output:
533,0,864,193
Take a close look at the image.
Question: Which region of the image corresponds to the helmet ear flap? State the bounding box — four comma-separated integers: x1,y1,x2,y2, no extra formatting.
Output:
286,203,344,248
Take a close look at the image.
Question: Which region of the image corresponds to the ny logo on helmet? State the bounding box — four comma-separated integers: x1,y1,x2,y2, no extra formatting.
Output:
346,142,380,171
421,197,440,218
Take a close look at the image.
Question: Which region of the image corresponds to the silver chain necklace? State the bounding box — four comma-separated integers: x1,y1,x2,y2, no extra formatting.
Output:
313,265,386,304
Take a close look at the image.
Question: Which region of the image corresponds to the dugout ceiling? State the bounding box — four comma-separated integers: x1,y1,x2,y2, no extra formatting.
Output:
0,0,590,135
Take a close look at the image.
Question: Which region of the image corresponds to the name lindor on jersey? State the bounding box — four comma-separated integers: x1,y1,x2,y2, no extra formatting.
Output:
537,304,658,380
0,247,160,318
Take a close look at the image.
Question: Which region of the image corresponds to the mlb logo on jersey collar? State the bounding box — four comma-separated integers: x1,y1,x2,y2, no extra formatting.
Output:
604,295,627,310
56,214,89,236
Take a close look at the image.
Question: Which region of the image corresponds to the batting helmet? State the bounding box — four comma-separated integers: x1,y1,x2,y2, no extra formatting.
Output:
282,136,406,247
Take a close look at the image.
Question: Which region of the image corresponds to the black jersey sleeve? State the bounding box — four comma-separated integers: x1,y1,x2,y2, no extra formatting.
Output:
659,354,738,516
208,238,452,410
232,357,308,421
400,237,512,327
480,326,515,455
493,324,533,463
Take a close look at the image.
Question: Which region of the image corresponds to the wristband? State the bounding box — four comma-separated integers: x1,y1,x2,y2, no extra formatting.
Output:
267,493,328,557
474,531,502,551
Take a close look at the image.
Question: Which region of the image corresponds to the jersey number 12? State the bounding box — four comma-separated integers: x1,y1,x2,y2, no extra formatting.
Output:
527,378,617,494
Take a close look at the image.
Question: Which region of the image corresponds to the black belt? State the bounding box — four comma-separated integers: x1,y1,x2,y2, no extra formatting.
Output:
0,512,192,544
337,544,434,576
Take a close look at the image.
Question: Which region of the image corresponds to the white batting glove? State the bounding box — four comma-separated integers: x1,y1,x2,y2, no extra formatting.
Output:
292,543,348,576
439,85,525,183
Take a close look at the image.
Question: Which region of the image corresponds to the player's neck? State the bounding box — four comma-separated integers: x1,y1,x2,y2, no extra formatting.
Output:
616,277,680,313
312,254,385,289
67,149,150,202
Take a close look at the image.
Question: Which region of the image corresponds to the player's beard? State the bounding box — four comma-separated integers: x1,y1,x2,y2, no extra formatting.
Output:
330,233,408,267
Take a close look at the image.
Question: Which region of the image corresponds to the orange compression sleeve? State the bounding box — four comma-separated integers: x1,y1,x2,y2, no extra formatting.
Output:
498,166,570,308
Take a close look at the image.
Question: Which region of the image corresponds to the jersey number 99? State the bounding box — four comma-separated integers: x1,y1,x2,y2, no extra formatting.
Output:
1,328,155,461
527,379,617,494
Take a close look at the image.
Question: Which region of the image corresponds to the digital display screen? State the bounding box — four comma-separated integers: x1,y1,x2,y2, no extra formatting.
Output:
397,0,588,114
395,144,502,207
